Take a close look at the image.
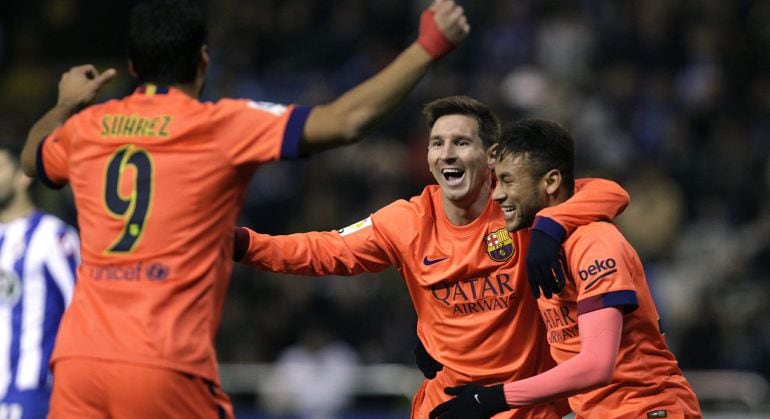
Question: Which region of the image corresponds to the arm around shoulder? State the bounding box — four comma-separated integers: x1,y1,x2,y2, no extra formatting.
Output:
534,177,630,240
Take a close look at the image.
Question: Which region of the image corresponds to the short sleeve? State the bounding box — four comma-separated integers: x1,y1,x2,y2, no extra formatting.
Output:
214,99,313,166
565,223,639,316
38,123,74,189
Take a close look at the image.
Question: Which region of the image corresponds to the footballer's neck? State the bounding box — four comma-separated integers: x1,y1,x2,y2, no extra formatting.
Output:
173,60,207,99
546,187,572,209
173,82,202,100
0,193,34,224
442,183,492,226
178,49,209,100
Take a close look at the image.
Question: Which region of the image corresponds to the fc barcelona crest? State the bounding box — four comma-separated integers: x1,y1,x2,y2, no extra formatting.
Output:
484,228,514,262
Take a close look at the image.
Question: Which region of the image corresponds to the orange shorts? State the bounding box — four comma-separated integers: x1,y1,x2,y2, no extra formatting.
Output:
49,357,234,419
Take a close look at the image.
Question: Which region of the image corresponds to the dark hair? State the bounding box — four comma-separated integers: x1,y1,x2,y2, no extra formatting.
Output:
497,119,575,192
422,96,501,148
129,0,208,85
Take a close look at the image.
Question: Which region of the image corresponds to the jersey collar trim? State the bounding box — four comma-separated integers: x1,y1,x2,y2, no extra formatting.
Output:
135,84,170,95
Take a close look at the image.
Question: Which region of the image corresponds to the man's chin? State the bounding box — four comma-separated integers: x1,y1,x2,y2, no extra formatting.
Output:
441,186,467,202
505,220,526,233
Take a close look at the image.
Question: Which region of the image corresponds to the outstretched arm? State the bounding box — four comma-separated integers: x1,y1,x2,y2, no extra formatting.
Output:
234,223,394,276
22,65,116,177
299,0,470,154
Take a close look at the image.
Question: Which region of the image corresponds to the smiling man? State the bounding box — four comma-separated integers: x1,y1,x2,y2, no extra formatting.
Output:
430,119,701,419
235,96,631,418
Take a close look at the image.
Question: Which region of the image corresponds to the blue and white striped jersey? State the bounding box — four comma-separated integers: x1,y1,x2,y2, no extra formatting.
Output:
0,210,78,418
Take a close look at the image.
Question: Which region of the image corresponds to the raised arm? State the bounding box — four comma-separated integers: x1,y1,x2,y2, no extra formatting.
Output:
22,65,116,177
233,222,393,276
526,178,629,298
299,0,470,154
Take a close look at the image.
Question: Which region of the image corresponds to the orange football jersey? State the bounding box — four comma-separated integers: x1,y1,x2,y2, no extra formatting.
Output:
538,222,701,418
38,85,312,383
240,179,629,418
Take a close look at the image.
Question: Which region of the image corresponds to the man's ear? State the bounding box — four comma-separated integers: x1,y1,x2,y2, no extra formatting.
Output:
487,143,499,169
128,60,138,79
543,169,562,195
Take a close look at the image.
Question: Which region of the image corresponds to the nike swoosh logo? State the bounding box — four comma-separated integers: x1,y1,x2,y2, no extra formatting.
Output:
423,256,448,265
474,393,481,404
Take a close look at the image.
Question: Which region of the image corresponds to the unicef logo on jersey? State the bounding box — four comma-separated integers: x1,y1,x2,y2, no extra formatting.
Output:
0,269,22,306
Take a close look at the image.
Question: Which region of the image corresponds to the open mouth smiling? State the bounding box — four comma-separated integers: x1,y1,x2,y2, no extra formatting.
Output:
500,205,516,220
441,168,465,186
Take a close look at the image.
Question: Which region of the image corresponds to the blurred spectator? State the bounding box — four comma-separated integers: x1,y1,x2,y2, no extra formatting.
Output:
0,132,78,418
261,300,359,419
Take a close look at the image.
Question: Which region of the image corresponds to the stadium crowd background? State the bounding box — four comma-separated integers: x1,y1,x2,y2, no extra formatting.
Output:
1,0,768,415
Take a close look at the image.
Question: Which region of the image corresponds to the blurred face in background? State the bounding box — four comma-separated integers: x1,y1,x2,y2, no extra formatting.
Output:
427,114,491,209
0,150,28,212
492,152,549,232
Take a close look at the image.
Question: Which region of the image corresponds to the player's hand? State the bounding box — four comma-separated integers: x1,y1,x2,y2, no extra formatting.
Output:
414,339,443,379
526,229,567,299
56,64,117,113
429,383,508,419
416,0,470,59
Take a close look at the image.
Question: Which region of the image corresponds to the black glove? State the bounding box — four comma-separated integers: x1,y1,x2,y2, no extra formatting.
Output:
526,228,566,299
414,339,443,379
429,384,508,419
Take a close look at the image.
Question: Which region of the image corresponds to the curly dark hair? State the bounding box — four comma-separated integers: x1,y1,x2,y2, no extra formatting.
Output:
129,0,208,85
497,119,575,193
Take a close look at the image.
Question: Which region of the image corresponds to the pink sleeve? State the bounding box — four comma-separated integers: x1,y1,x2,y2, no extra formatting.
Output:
502,307,622,407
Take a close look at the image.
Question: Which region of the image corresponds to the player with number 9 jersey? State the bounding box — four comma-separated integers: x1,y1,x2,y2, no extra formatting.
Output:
38,85,311,383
